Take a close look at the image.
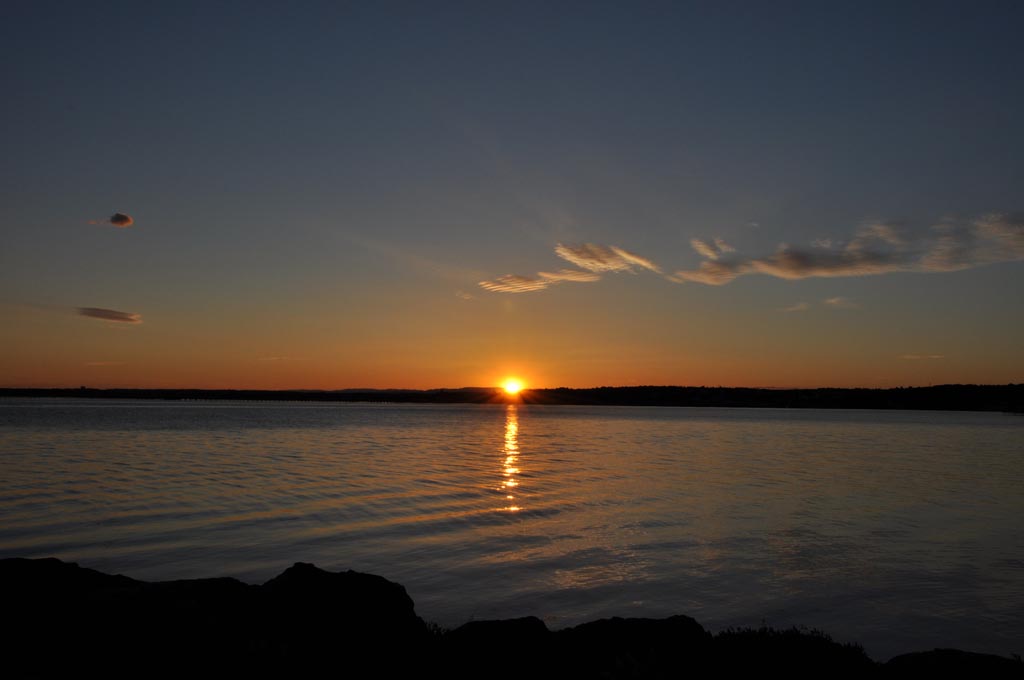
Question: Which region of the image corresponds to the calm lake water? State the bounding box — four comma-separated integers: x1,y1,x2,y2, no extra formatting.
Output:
1,398,1021,660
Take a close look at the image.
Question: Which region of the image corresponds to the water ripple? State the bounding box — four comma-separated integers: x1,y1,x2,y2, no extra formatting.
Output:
1,399,1022,660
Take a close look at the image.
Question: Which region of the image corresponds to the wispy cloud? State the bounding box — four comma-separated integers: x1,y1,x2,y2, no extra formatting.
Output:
89,212,134,228
85,361,125,367
479,213,1022,296
554,243,662,273
901,354,945,360
672,213,1024,285
78,307,142,324
455,290,476,300
610,246,663,273
690,238,736,261
823,296,860,309
538,269,602,282
480,244,661,294
479,274,553,293
690,239,719,260
779,298,857,312
258,356,307,362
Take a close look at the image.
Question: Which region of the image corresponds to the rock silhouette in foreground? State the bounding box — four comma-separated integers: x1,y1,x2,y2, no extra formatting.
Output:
1,558,1019,678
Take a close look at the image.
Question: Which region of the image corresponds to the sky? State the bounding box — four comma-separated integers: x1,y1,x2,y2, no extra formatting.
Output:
2,1,1022,389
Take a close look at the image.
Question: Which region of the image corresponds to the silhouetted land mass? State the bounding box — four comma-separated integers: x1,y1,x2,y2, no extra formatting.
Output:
2,558,1019,678
3,384,1023,412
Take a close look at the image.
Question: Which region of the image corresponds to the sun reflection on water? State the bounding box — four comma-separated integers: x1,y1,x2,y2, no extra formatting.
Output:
501,404,521,512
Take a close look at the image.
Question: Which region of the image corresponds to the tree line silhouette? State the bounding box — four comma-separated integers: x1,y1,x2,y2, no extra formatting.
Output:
2,384,1021,412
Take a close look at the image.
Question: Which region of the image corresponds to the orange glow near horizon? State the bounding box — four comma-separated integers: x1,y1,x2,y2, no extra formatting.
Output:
502,378,525,395
3,298,1019,390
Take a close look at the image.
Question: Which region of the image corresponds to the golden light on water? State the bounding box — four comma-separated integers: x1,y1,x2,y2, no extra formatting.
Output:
502,404,521,512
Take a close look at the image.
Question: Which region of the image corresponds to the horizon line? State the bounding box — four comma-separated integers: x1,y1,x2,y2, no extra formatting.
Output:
2,383,1021,392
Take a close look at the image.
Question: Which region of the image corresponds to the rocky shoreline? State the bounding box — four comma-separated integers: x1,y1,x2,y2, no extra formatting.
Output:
2,558,1019,677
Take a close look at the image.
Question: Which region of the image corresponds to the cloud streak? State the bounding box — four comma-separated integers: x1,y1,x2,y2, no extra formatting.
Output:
690,238,735,260
538,269,602,282
478,213,1022,295
478,268,601,293
109,212,134,227
554,243,662,273
479,243,662,294
78,307,142,324
479,274,553,293
90,212,134,228
823,296,860,309
671,214,1024,285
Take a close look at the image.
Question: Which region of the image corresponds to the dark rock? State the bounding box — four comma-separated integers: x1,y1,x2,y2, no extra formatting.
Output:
713,626,878,676
0,557,426,677
555,616,712,678
261,560,422,633
885,648,1023,677
259,561,429,669
443,617,552,678
448,615,550,643
1,555,140,597
2,558,1020,678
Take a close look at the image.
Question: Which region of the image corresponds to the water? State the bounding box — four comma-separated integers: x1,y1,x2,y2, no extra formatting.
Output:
1,398,1021,660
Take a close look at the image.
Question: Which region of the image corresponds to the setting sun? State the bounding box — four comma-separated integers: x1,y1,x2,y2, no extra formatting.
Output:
502,378,525,395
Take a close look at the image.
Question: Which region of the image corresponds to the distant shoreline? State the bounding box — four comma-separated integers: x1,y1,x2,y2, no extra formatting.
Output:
2,384,1021,412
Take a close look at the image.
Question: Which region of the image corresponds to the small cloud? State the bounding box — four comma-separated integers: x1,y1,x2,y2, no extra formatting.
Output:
668,259,747,285
848,222,905,250
781,302,810,312
609,246,662,273
479,274,551,293
84,361,125,367
78,307,142,323
537,269,602,282
555,243,661,273
258,356,307,362
812,238,834,249
90,212,134,228
901,354,945,360
690,237,736,261
455,290,476,300
480,244,660,294
823,296,860,309
714,238,735,254
110,212,134,227
690,238,720,260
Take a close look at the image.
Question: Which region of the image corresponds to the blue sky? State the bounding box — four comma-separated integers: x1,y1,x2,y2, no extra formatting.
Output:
2,1,1022,388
